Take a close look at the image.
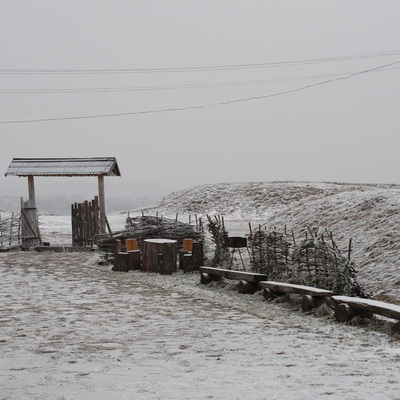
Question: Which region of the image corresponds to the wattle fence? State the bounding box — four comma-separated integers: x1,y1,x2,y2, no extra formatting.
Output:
0,212,21,250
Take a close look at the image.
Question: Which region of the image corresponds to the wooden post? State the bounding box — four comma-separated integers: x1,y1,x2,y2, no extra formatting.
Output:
200,273,219,284
128,251,141,270
27,175,35,207
98,174,106,234
182,253,194,273
238,281,260,294
191,241,204,271
301,295,324,312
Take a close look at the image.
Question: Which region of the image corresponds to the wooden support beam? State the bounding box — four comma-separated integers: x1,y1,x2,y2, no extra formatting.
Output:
27,175,35,206
98,174,106,234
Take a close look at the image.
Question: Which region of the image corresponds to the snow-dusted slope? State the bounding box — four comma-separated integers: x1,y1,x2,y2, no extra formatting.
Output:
150,181,400,301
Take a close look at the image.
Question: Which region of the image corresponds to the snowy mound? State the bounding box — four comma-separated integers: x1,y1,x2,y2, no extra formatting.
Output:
156,181,396,216
151,181,400,301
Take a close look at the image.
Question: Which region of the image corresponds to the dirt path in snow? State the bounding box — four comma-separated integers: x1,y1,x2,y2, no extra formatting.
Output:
1,251,400,400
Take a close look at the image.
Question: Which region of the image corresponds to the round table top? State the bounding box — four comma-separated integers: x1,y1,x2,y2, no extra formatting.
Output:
144,238,177,244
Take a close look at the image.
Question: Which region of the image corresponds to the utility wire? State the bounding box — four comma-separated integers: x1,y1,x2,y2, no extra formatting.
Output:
0,59,399,124
0,50,399,75
1,67,398,94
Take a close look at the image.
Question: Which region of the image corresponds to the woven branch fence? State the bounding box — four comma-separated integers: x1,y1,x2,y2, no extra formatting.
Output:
206,216,367,298
248,226,366,297
0,212,21,250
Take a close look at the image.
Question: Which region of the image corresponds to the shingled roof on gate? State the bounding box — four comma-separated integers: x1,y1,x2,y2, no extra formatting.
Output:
4,157,121,177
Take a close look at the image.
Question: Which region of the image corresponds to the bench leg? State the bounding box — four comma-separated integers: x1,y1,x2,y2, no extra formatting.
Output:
200,273,220,284
301,295,325,312
262,288,276,301
238,281,259,294
335,303,374,322
335,303,356,322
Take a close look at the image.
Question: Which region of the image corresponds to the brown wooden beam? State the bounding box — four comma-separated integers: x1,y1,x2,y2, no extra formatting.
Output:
27,175,35,206
98,174,106,234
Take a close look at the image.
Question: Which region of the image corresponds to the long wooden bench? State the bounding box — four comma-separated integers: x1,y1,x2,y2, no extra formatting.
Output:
332,295,400,322
199,266,269,294
259,281,334,311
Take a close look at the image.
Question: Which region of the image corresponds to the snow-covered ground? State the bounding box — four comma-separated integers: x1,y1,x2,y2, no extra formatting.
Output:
1,181,400,399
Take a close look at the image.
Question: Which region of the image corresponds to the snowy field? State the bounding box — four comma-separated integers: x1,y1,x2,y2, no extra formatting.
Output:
1,181,400,399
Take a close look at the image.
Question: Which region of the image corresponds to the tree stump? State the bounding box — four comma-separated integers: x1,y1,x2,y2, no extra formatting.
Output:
128,250,141,270
112,252,130,272
142,239,177,274
182,253,195,273
191,241,204,270
179,241,203,271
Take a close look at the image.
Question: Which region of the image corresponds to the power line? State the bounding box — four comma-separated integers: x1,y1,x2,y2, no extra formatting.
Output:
0,50,399,75
1,67,398,94
0,59,399,124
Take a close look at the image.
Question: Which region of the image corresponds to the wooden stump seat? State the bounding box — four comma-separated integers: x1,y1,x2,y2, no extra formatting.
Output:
142,239,177,274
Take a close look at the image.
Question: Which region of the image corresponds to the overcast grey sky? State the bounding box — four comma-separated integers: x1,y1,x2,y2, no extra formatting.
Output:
1,1,400,207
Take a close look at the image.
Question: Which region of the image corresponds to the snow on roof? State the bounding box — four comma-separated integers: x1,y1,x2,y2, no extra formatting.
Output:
4,157,121,177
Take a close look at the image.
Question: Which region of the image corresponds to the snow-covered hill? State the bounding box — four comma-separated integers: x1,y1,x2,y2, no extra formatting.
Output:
148,181,400,302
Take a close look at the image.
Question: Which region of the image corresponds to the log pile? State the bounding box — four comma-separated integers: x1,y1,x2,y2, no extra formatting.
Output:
96,214,204,262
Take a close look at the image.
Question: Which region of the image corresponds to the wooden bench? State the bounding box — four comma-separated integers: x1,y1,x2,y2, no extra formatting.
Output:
259,281,334,311
332,295,400,322
199,266,269,294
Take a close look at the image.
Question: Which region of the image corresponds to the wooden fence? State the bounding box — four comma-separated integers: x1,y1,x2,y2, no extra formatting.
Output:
0,212,21,250
71,197,100,247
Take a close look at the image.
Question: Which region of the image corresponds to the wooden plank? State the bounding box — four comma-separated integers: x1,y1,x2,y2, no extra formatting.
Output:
199,267,268,283
259,281,334,297
333,296,400,321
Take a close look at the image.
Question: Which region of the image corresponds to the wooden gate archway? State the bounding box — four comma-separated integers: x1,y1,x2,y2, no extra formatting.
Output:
5,157,121,246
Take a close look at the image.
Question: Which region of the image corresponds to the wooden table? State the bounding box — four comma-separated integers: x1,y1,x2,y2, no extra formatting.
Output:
142,239,177,274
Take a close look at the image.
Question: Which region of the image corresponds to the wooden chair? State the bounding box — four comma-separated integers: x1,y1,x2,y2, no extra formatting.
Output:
125,238,141,270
